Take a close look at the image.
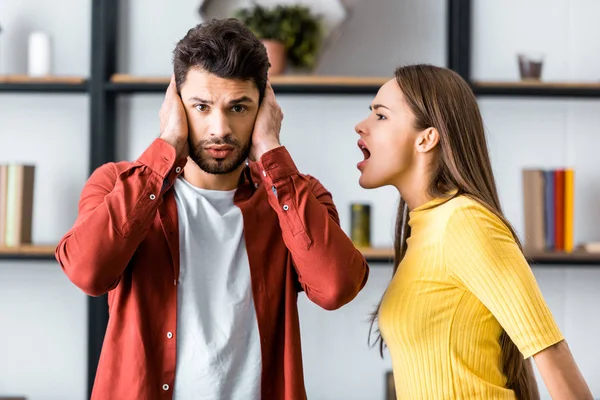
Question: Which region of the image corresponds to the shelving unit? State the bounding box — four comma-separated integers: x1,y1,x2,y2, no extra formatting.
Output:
1,244,598,266
0,245,56,260
472,81,600,98
106,73,389,95
0,75,88,93
360,247,600,266
524,250,600,265
2,0,599,396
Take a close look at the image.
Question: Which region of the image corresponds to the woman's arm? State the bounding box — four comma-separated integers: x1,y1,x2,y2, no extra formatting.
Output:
533,339,593,400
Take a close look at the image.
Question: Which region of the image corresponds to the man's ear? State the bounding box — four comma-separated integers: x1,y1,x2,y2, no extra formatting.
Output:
415,127,440,153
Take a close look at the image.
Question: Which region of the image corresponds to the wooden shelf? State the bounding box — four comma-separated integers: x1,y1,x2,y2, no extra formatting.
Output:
359,247,600,266
524,250,600,266
106,74,388,95
0,245,57,260
472,81,600,98
358,247,395,263
3,244,598,265
0,75,88,93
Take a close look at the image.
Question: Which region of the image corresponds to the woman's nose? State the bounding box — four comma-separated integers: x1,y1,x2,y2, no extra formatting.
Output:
355,120,366,136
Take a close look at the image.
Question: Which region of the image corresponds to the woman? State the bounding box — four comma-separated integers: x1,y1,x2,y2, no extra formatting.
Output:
356,64,592,399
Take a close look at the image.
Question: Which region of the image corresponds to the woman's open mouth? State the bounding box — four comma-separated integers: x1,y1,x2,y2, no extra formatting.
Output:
357,139,371,170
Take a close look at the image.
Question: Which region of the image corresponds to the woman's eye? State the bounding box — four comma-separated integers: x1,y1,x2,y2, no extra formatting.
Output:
376,114,387,121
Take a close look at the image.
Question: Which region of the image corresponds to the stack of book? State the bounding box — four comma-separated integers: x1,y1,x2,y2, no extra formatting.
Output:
0,164,35,247
522,168,575,253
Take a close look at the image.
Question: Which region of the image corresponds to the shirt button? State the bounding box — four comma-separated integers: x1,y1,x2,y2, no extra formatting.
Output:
283,204,289,211
149,194,156,200
175,166,182,173
162,383,169,391
167,332,173,339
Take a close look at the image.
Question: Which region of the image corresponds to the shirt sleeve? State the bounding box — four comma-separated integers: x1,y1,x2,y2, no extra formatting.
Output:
443,201,564,358
256,146,369,310
55,138,186,296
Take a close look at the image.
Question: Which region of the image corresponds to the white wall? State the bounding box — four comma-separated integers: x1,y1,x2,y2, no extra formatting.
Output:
473,2,600,394
1,1,599,399
0,1,90,398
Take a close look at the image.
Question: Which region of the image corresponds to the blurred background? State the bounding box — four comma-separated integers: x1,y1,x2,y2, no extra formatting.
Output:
0,0,599,399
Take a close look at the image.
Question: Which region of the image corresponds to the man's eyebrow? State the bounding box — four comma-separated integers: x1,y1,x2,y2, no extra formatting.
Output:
228,96,254,105
369,104,390,111
186,96,254,105
188,96,213,104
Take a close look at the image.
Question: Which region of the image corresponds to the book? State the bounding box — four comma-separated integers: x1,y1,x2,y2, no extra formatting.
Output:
554,169,565,251
3,164,35,247
522,169,545,250
0,165,8,245
563,168,575,252
522,167,575,253
543,170,555,250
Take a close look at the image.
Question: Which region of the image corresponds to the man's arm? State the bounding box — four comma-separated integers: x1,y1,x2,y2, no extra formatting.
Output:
56,139,185,296
56,76,189,296
251,82,368,310
258,147,369,310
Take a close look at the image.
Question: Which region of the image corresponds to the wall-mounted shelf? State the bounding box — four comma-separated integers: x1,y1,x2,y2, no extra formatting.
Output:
358,247,395,263
0,75,88,93
106,74,388,95
0,245,56,260
472,81,600,98
524,250,600,265
5,244,596,265
360,247,600,266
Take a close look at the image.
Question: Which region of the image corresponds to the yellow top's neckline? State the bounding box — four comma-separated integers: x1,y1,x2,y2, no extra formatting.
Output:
409,189,459,214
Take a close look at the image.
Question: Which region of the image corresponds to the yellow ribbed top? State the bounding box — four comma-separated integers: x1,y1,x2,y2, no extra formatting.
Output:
379,195,563,399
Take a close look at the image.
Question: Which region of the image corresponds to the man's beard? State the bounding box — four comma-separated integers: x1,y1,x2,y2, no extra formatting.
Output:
190,135,251,175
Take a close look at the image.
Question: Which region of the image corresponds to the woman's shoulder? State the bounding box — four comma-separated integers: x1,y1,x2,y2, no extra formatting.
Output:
435,194,486,216
439,195,509,234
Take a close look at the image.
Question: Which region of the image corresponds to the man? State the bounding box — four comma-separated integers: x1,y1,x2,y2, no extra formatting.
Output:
56,18,369,400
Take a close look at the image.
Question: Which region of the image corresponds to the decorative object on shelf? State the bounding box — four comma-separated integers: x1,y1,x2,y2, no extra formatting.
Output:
198,0,350,75
233,3,323,76
28,31,52,77
517,52,543,80
0,164,36,247
261,39,286,76
522,168,574,253
579,242,600,253
350,202,371,248
385,370,395,400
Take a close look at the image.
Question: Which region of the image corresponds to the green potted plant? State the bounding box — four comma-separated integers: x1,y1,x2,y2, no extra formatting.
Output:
234,3,323,76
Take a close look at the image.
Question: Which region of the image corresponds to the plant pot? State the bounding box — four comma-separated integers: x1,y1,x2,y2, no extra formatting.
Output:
262,39,286,76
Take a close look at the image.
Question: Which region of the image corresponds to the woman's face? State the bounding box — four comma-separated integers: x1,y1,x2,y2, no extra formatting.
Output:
354,79,420,189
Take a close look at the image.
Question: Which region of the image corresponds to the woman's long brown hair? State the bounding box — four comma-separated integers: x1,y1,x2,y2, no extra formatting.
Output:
368,64,540,399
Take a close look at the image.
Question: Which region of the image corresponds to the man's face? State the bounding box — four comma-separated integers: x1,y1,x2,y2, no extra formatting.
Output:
179,68,260,174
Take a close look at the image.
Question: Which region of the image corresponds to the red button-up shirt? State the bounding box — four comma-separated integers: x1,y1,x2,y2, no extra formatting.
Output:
56,138,369,400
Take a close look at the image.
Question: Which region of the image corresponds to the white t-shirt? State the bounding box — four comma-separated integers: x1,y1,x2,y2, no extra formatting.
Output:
172,176,262,400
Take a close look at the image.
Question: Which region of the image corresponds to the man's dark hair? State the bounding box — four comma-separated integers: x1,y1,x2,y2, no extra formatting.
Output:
173,18,270,100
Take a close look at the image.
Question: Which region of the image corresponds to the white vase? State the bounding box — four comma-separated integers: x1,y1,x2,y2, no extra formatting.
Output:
28,31,52,77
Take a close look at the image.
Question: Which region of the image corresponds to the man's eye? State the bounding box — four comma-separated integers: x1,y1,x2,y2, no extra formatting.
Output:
231,105,245,113
195,104,208,112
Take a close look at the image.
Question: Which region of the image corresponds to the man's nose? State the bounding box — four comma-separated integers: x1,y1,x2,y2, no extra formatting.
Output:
209,111,232,138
